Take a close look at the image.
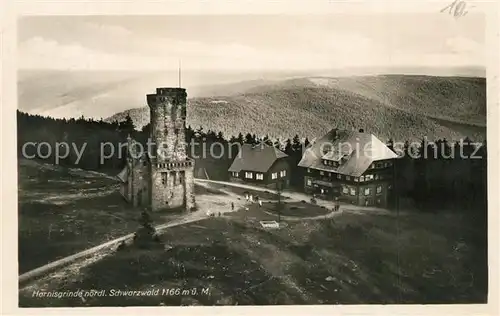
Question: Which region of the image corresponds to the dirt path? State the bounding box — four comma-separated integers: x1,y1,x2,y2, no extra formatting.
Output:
195,179,391,213
20,179,391,293
19,209,211,290
23,184,120,204
19,184,253,292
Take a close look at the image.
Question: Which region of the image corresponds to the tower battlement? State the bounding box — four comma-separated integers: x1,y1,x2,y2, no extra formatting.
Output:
147,88,187,107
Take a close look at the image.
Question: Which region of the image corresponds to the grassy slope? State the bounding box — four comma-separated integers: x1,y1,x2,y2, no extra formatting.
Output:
17,159,186,273
20,202,488,306
108,75,486,142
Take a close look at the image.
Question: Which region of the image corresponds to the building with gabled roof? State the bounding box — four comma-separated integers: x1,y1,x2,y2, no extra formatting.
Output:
298,128,398,207
228,142,290,188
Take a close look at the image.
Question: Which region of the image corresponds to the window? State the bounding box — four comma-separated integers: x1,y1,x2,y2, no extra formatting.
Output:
342,186,349,194
360,176,365,182
376,186,382,194
346,176,351,181
245,172,253,179
307,168,311,173
329,172,332,177
280,170,287,177
233,172,239,177
320,171,324,176
375,174,379,180
306,179,312,186
365,174,374,181
272,172,278,179
256,173,264,180
364,188,371,196
161,172,168,185
350,188,356,196
337,174,341,179
354,177,359,182
322,145,332,155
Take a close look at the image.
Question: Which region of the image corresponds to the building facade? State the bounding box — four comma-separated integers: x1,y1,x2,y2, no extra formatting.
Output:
298,129,398,207
228,143,290,189
117,87,195,212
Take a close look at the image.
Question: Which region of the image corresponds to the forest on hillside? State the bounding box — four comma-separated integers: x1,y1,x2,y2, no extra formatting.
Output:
106,76,486,142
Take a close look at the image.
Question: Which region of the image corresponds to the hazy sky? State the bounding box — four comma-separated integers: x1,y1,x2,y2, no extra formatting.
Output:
18,14,485,71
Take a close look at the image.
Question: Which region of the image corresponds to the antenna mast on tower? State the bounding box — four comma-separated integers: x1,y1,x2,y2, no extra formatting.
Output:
178,59,182,88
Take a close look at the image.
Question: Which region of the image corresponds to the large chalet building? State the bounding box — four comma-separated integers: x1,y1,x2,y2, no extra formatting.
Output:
228,143,290,188
298,129,398,207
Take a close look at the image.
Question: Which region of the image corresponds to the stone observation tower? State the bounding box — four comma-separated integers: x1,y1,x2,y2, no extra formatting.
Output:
146,87,195,211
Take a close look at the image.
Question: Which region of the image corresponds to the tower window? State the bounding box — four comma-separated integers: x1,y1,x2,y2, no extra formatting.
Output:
174,128,179,135
161,172,168,185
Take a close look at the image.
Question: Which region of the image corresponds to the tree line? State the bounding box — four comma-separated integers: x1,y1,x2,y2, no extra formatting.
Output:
17,110,487,215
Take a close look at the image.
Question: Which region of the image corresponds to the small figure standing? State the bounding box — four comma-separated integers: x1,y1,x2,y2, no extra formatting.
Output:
249,194,254,202
258,200,263,207
231,202,235,211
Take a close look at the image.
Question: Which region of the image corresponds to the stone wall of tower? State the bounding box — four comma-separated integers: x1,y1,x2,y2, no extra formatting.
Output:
148,88,188,162
184,164,196,210
147,87,195,212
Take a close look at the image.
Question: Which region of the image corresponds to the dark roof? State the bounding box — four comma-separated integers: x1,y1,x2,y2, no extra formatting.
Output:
298,129,398,177
117,165,128,183
228,143,288,173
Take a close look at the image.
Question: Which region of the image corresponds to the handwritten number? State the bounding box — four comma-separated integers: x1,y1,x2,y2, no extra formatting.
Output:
441,0,472,18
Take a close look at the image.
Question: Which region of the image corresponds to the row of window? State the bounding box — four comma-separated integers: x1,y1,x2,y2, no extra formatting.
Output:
369,161,393,169
341,185,383,196
305,178,386,196
233,170,287,180
309,169,389,182
161,171,184,185
322,159,340,167
272,170,287,179
320,160,393,169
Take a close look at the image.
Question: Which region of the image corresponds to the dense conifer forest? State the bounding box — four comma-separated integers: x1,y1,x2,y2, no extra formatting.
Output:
17,110,487,219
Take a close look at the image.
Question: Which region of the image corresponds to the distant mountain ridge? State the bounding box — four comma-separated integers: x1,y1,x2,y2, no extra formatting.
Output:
105,75,486,142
